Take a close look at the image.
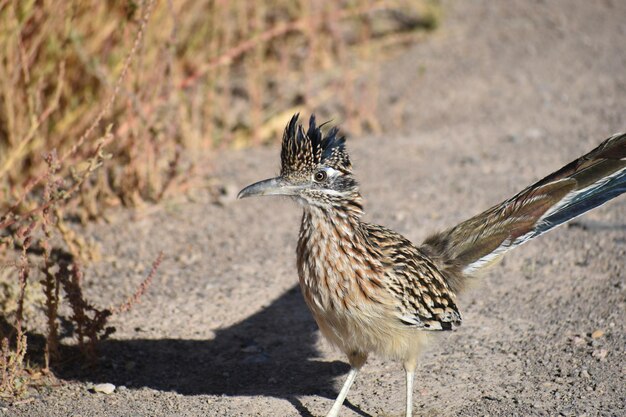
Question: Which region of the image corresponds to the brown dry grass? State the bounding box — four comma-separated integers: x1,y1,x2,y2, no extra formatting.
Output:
0,0,438,398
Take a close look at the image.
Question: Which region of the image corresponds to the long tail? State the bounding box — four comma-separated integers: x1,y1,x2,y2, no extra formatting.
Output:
422,132,626,278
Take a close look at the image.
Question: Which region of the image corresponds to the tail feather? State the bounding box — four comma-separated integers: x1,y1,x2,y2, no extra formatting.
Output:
422,132,626,276
534,165,626,238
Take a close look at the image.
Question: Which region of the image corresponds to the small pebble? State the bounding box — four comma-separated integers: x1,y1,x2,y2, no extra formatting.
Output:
572,336,586,346
592,349,608,361
525,127,545,140
591,329,604,339
215,184,239,205
91,383,116,394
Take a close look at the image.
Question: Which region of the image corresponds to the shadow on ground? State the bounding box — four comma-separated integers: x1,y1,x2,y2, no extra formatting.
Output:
55,286,360,415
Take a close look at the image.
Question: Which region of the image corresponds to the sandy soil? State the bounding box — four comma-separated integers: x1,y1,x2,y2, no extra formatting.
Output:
9,0,626,416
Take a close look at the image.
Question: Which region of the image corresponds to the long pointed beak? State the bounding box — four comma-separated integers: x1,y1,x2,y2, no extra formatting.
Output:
237,177,301,199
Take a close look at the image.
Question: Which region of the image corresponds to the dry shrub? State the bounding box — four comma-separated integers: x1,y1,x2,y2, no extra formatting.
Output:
0,0,163,396
0,0,439,397
0,0,438,216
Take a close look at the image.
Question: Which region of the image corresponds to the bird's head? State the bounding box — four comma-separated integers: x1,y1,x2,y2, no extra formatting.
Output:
238,114,362,214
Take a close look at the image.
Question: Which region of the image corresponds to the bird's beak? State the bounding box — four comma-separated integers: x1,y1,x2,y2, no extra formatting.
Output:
237,177,301,199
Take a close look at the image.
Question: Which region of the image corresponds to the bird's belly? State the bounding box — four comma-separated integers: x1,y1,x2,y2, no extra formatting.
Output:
298,268,430,362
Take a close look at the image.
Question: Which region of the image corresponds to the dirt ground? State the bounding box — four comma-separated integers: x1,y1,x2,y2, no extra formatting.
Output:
9,0,626,416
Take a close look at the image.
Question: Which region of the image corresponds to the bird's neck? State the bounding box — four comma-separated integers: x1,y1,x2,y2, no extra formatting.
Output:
298,194,365,250
304,192,364,224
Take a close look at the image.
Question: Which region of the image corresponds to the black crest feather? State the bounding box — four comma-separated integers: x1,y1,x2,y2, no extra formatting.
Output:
280,114,351,175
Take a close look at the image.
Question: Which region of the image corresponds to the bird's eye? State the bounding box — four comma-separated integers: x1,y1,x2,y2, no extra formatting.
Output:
314,170,327,182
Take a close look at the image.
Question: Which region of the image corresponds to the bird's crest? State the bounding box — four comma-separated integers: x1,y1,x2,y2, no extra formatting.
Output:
281,114,351,175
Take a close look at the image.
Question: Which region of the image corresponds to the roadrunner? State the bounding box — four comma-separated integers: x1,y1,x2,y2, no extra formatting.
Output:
238,114,626,417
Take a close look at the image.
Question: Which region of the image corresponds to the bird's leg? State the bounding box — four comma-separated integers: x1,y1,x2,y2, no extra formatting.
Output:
326,367,359,417
326,352,367,417
405,369,415,417
403,359,418,417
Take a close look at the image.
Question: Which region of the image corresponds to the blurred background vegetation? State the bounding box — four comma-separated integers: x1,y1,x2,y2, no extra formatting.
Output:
0,0,439,397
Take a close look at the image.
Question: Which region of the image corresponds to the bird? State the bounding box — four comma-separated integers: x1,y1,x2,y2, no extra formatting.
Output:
237,114,626,417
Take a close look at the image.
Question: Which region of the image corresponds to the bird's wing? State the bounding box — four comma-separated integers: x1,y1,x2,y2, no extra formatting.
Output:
364,223,462,331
